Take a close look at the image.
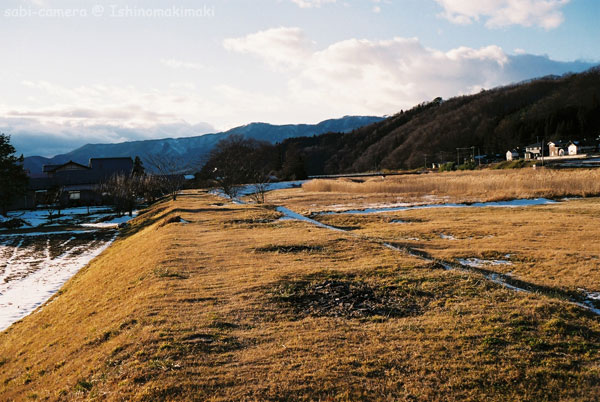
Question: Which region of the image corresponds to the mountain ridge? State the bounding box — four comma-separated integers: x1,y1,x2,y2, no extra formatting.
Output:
23,116,384,177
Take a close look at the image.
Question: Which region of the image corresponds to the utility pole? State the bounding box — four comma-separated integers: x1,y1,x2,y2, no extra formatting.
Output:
542,138,545,167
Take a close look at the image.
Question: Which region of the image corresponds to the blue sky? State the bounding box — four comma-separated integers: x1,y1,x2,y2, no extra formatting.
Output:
1,0,599,156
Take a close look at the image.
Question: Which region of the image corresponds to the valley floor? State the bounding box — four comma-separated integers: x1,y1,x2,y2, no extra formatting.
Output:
1,189,599,401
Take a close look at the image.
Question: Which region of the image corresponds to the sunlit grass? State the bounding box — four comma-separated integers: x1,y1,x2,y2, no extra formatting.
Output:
1,190,599,401
302,168,600,202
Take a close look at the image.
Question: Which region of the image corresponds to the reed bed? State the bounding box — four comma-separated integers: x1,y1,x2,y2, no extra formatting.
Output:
302,169,600,202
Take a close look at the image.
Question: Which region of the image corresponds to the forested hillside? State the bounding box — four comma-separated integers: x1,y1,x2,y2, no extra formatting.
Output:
274,67,600,175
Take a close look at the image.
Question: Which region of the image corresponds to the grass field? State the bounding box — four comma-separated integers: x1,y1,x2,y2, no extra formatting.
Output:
312,198,600,293
296,168,600,212
1,182,600,401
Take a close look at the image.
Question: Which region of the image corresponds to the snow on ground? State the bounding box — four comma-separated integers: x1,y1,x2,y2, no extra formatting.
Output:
0,230,97,238
211,180,307,200
0,230,117,331
319,198,557,215
440,233,458,240
81,211,138,228
586,292,600,300
276,207,346,232
456,258,513,268
2,206,115,230
238,180,306,196
0,207,138,331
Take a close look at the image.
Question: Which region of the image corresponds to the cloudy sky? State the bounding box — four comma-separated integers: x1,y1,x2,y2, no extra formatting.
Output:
1,0,598,157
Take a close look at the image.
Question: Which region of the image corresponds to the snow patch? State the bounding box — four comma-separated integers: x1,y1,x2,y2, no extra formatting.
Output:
2,207,123,230
276,207,346,232
456,258,513,268
320,198,558,215
81,211,138,229
0,231,117,331
211,180,307,201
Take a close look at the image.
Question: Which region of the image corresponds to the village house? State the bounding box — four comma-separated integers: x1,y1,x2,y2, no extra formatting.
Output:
568,139,597,155
548,140,570,157
524,142,544,160
12,157,134,210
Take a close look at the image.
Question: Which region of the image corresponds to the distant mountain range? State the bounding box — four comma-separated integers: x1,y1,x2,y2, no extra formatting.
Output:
24,116,383,177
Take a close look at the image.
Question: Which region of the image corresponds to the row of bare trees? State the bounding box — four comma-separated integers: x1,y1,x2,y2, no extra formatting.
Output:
101,166,185,216
37,155,188,219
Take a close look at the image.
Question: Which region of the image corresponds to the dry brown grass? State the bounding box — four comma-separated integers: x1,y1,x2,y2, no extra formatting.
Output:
315,198,600,293
302,169,600,204
1,190,600,401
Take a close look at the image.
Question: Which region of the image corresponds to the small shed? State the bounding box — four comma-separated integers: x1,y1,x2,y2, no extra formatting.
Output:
506,150,520,161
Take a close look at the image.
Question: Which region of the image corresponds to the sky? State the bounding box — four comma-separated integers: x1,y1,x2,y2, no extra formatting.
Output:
1,0,599,157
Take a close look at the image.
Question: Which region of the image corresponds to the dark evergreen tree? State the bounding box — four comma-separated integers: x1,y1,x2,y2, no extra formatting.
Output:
132,156,145,176
0,134,29,216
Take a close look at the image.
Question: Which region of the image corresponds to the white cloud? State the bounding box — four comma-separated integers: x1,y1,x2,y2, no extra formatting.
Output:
434,0,570,29
224,30,510,115
223,27,313,68
224,27,594,118
290,0,387,12
2,117,215,157
0,81,220,156
160,59,204,71
290,0,337,8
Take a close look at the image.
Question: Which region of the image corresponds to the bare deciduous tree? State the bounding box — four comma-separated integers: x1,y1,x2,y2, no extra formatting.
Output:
145,154,202,201
201,135,277,202
101,174,139,217
43,185,66,223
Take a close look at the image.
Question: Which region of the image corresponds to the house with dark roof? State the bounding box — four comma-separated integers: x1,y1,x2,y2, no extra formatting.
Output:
568,139,598,156
524,142,544,160
548,141,570,157
12,157,133,210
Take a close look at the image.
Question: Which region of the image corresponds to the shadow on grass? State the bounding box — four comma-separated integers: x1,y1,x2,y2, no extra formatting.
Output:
269,271,431,320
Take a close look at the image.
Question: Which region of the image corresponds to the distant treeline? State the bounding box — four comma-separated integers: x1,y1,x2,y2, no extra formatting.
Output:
199,67,600,181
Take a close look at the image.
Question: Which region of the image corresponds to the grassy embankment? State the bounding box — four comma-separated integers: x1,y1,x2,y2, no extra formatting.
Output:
1,189,600,401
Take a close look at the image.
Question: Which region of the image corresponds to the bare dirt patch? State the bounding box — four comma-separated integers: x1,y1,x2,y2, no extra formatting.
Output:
254,244,324,254
271,272,430,319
